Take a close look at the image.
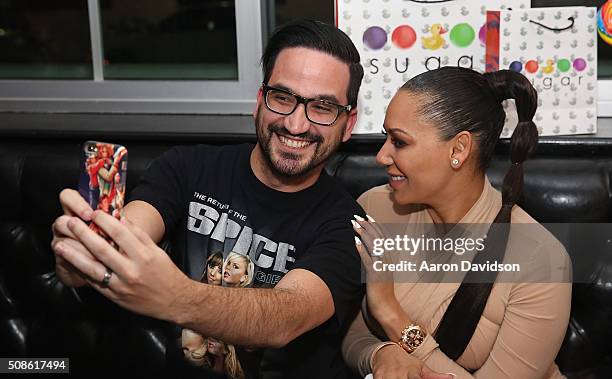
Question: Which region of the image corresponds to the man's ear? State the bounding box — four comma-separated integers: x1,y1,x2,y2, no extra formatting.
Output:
342,109,358,142
253,87,264,119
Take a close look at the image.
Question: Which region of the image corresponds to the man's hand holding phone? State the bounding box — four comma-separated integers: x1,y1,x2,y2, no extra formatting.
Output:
52,189,97,288
52,141,129,288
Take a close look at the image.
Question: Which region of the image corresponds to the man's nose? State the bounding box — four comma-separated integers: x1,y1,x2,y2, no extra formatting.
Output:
283,103,311,135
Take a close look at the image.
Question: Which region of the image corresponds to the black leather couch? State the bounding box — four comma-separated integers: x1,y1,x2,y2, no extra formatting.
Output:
1,134,611,378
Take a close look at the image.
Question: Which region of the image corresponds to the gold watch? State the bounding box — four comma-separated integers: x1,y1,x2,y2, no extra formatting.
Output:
398,324,426,353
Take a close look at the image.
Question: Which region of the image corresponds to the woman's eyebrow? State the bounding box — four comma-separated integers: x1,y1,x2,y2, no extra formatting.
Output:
387,128,412,138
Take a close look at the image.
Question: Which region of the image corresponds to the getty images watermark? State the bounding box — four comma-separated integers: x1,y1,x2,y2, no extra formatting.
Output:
371,234,520,273
361,223,580,283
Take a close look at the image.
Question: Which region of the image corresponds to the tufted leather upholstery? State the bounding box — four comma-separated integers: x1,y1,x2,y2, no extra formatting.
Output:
1,138,611,378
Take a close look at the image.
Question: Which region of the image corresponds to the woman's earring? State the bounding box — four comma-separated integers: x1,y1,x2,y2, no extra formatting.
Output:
451,158,460,167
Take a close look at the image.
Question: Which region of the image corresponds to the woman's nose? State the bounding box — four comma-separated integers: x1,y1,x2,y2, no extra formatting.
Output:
376,140,394,166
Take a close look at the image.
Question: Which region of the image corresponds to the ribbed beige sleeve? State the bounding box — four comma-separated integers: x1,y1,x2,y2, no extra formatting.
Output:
413,281,571,379
341,308,387,376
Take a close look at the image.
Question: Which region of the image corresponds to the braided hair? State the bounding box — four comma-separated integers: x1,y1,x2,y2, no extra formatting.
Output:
400,67,538,358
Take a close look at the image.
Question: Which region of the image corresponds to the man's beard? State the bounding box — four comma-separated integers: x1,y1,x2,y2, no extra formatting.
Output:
256,115,344,178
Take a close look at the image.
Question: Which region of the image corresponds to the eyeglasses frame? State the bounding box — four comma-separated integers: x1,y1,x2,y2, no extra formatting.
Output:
261,83,352,126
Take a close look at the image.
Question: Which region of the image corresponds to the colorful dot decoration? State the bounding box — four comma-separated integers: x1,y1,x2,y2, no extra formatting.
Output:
525,60,539,74
363,26,387,50
449,23,475,48
573,58,587,72
557,59,571,73
509,61,523,72
509,58,587,74
362,22,486,50
478,24,487,45
392,25,417,49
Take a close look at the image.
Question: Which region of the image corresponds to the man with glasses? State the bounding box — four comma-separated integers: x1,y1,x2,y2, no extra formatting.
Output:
51,20,367,378
262,84,352,126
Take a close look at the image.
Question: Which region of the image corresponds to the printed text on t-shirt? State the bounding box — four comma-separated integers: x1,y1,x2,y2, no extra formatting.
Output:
187,194,297,278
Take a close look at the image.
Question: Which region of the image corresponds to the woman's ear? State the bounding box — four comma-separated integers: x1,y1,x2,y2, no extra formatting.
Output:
449,131,473,169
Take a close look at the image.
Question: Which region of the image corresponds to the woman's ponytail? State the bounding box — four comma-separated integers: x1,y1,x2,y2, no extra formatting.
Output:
435,69,539,359
484,70,538,209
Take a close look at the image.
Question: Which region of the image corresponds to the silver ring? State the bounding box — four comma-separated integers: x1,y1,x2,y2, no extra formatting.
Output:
101,268,113,288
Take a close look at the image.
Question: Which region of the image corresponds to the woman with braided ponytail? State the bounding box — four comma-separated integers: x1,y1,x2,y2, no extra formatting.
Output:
343,67,571,379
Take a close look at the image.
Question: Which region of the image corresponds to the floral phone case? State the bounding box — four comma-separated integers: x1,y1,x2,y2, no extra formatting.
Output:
78,141,128,237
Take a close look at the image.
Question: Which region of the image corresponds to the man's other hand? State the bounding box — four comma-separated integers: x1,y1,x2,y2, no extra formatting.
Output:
51,188,95,287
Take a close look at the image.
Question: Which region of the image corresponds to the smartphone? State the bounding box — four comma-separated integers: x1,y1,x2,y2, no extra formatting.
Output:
78,141,128,237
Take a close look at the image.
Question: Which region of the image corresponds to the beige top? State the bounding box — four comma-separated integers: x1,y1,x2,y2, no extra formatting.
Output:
342,179,572,379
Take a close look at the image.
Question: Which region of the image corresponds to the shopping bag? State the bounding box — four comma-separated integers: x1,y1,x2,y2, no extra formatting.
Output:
336,0,530,134
485,7,598,137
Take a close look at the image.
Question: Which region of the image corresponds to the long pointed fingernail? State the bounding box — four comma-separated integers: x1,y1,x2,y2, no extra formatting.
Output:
366,214,376,222
354,215,365,222
351,220,361,229
354,236,362,245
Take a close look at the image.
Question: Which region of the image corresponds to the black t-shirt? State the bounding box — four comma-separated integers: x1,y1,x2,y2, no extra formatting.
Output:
130,143,364,379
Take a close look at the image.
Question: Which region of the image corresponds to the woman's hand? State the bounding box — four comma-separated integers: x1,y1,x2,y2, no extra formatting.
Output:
352,215,402,323
373,344,455,379
372,343,422,379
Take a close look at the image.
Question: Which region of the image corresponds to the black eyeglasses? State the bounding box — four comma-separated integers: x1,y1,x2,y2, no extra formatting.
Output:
262,83,352,126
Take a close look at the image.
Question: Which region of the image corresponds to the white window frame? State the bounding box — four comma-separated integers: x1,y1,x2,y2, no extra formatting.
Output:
0,0,263,115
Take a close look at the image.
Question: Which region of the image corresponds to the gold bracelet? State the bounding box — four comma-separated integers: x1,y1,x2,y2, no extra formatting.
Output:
369,342,399,370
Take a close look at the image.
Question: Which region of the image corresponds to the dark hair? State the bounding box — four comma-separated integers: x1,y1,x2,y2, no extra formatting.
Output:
401,66,538,359
201,252,223,283
261,19,364,108
402,67,537,173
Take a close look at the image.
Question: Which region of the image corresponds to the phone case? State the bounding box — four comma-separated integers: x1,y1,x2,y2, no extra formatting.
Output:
78,141,128,231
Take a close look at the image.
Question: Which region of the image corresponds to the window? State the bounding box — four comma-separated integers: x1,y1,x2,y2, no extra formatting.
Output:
264,0,333,39
0,0,92,79
101,0,238,80
0,0,262,114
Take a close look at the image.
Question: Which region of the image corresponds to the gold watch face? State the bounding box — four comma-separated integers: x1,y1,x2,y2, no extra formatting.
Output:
400,326,426,352
406,328,425,348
